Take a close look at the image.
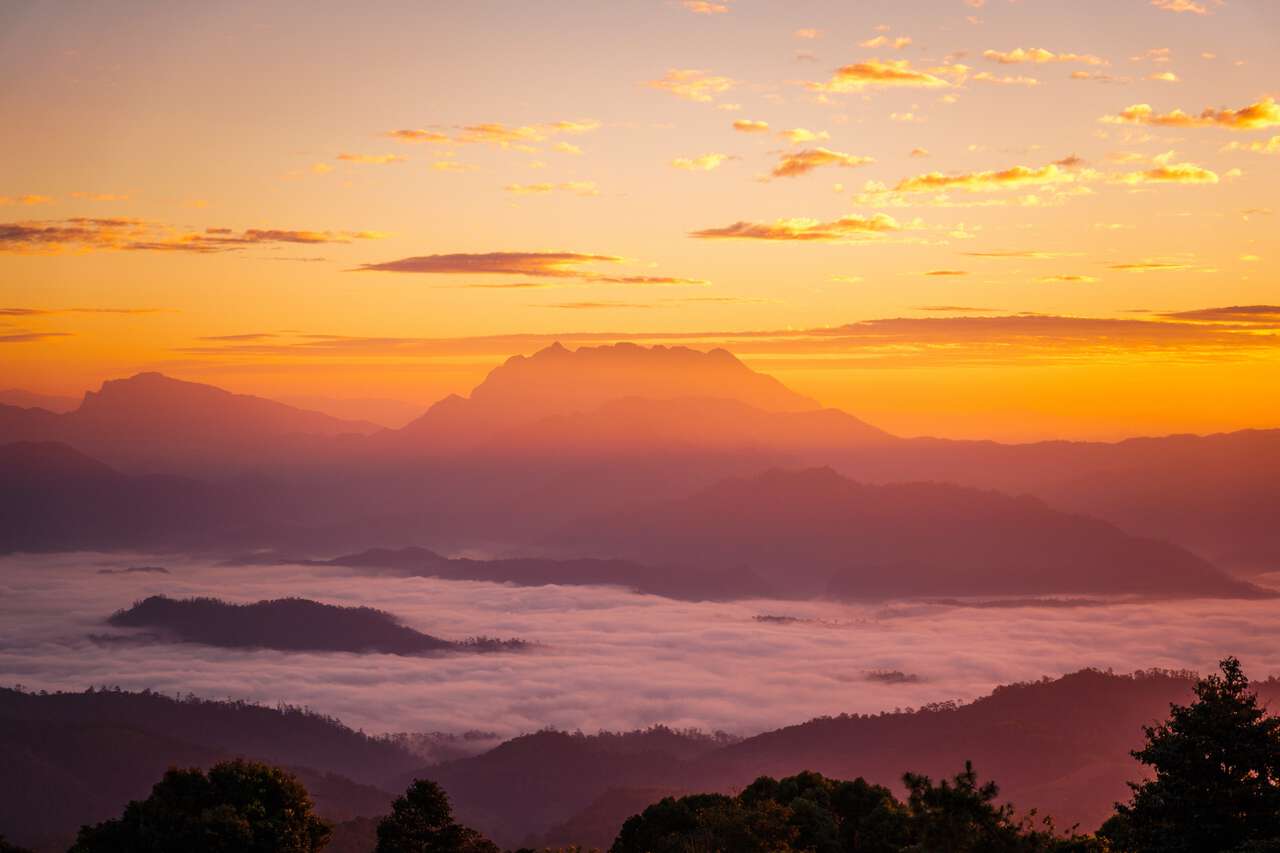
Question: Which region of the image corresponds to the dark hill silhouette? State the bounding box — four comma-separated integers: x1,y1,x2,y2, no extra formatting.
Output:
0,388,79,412
553,467,1264,600
0,686,418,849
407,727,736,848
320,546,780,601
406,670,1280,849
106,595,525,655
0,372,379,474
0,441,280,553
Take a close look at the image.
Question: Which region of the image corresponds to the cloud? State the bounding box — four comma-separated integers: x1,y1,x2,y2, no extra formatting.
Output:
732,119,770,133
1162,305,1280,324
15,555,1280,745
1115,152,1218,184
0,331,72,343
1040,275,1100,283
860,35,912,49
0,194,54,206
806,59,955,93
504,181,600,196
772,148,875,178
0,219,383,255
336,153,407,165
779,128,830,143
538,300,655,310
1109,261,1194,272
355,251,705,285
925,269,968,276
793,28,822,39
681,0,729,13
385,129,451,144
894,162,1085,194
690,212,906,241
672,153,731,171
910,147,930,158
969,71,1040,87
552,142,583,155
1146,71,1180,82
1151,0,1217,13
0,306,166,316
983,48,1106,66
1221,136,1280,155
70,192,128,201
1103,98,1280,130
646,69,735,102
963,250,1078,259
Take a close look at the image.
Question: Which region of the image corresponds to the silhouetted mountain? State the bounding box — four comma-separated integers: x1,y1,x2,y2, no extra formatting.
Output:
826,428,1280,575
0,687,418,849
0,442,281,553
390,343,824,453
106,595,525,655
0,389,78,413
408,670,1280,848
322,546,780,601
406,727,737,848
554,467,1264,600
0,373,380,474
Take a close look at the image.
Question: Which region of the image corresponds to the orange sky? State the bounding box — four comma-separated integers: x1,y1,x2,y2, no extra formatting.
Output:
1,0,1277,440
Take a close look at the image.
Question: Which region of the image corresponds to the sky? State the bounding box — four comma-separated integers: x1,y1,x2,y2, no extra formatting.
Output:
1,0,1277,440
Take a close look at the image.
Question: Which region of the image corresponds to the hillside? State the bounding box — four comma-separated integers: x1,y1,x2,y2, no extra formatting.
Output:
105,595,525,655
553,467,1263,600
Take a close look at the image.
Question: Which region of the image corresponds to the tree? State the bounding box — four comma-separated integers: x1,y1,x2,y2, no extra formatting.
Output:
375,779,499,853
1103,657,1280,853
68,759,331,853
0,836,34,853
901,761,1096,853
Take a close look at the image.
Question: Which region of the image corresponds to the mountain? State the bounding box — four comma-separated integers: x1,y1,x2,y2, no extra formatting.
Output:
826,429,1280,575
552,467,1264,600
0,687,419,850
104,595,525,655
390,342,830,453
321,546,781,601
0,372,381,474
403,670,1280,848
0,389,79,412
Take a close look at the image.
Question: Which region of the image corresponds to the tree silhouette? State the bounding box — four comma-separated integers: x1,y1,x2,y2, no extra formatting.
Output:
375,779,498,853
68,759,331,853
1103,657,1280,853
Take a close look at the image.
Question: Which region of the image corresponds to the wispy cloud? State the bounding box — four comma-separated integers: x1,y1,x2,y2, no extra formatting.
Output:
690,213,907,241
355,251,705,285
983,47,1107,65
772,148,875,178
0,219,384,255
336,153,406,165
646,69,735,102
806,59,956,93
503,181,600,196
1102,97,1280,130
671,153,731,171
732,119,770,133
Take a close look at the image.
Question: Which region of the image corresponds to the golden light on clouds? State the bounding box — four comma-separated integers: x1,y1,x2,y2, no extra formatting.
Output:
2,0,1277,440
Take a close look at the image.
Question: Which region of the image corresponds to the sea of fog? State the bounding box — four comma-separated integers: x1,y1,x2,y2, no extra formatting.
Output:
2,552,1279,740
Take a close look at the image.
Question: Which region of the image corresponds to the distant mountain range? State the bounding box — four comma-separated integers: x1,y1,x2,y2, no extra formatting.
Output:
5,669,1262,850
104,595,526,655
552,467,1265,600
1,341,1276,582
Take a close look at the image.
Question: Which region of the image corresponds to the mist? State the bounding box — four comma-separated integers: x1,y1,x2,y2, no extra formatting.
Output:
2,552,1277,739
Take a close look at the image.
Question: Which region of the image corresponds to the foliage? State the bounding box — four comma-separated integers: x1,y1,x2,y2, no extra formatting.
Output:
610,766,1103,853
1103,657,1280,853
67,759,331,853
375,779,499,853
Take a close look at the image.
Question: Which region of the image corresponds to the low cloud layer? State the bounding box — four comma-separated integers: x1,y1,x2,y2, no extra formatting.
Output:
2,555,1279,740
